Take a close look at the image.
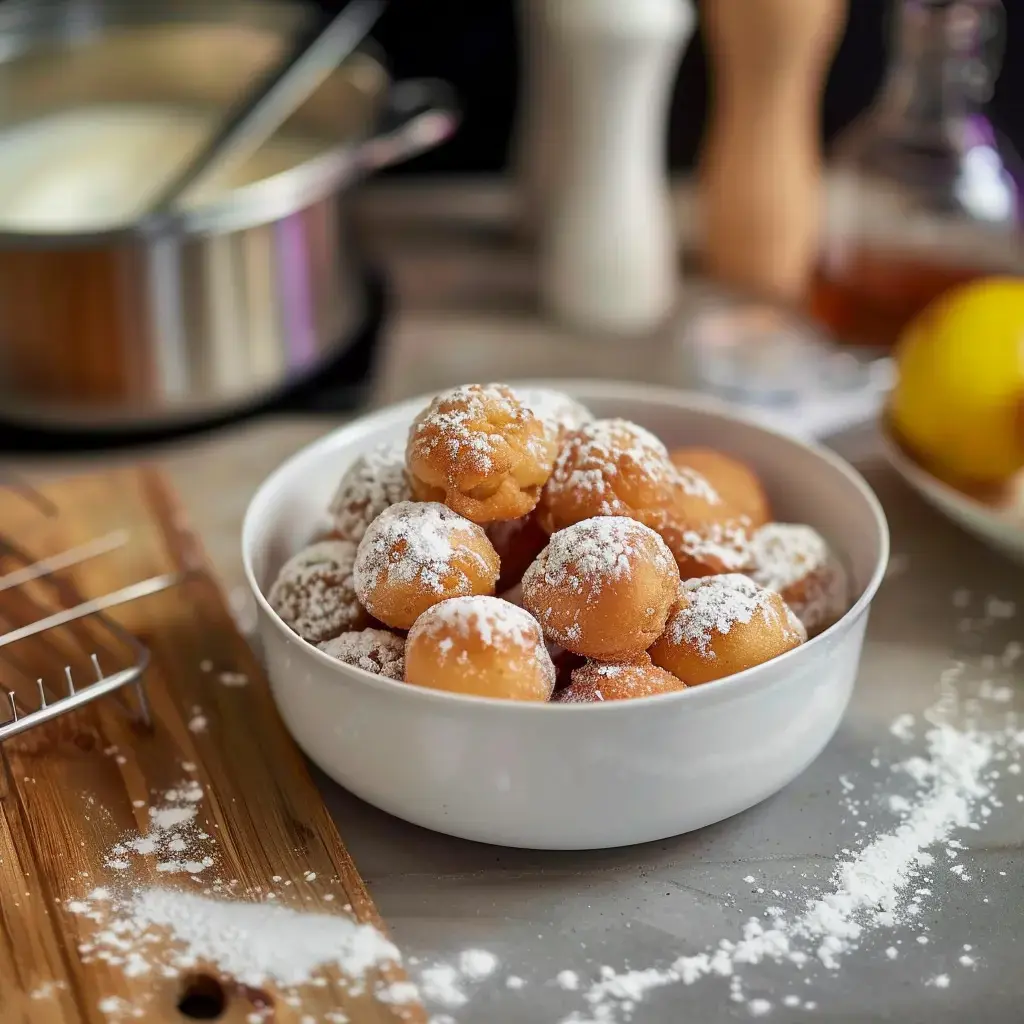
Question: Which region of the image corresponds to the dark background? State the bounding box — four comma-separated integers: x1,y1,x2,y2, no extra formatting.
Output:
313,0,1023,175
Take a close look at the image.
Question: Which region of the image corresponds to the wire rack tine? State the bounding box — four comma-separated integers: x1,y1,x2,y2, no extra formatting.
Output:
0,521,179,791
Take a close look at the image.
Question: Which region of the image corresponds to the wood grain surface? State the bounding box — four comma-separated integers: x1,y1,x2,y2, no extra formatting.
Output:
0,467,421,1024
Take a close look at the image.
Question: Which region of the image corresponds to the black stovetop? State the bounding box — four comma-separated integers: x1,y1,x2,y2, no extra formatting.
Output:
0,266,388,454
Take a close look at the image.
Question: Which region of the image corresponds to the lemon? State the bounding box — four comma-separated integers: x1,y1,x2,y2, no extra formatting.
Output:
890,276,1024,484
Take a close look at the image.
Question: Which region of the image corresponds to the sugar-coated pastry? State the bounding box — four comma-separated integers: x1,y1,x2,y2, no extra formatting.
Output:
660,519,753,579
513,387,594,442
670,447,771,528
555,653,687,703
354,501,500,630
536,419,690,535
650,574,805,685
319,629,406,680
269,540,368,645
405,596,555,700
522,516,679,661
487,512,550,593
406,383,558,523
748,523,849,637
328,440,412,542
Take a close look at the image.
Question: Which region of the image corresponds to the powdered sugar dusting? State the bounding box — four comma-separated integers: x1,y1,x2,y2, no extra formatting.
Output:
749,523,850,634
675,520,753,571
514,387,594,440
328,440,411,542
268,540,364,645
410,596,544,652
524,517,674,599
319,629,406,680
354,501,495,596
667,575,784,656
409,383,553,474
545,419,675,511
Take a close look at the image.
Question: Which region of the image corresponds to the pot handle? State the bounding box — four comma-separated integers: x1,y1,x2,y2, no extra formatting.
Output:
356,77,461,172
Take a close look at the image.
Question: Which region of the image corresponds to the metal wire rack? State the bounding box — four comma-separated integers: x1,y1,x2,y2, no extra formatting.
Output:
0,478,184,789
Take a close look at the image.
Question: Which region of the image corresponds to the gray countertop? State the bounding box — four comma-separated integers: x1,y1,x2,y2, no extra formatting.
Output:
6,181,1023,1023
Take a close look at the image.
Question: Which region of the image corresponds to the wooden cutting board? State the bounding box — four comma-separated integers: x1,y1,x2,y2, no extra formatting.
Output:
0,466,423,1024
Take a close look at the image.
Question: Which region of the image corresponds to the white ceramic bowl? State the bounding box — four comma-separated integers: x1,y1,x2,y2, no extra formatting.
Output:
243,382,889,850
880,422,1024,564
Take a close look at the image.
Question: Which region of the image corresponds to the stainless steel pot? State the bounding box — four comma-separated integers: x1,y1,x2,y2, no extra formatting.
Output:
0,0,458,428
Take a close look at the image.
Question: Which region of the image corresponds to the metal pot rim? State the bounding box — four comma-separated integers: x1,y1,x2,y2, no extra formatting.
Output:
0,0,379,246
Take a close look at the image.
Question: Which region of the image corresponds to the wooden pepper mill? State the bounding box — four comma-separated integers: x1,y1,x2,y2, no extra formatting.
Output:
697,0,847,304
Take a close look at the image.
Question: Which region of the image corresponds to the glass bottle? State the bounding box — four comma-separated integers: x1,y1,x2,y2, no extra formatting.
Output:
811,0,1021,349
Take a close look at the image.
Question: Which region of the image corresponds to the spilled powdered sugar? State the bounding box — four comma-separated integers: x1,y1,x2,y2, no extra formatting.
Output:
69,779,407,1020
667,574,784,656
319,628,406,680
354,500,495,596
328,440,411,542
524,517,674,599
268,540,363,645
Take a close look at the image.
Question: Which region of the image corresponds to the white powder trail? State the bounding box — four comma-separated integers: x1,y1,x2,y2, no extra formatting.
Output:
563,719,1000,1023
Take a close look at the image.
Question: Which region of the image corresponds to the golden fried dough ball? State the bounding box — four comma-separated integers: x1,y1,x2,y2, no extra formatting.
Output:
660,519,753,579
513,387,594,442
405,596,555,700
406,383,558,523
522,516,678,661
329,440,412,542
670,447,771,528
487,512,550,593
353,501,500,630
649,574,805,685
748,523,849,637
268,540,369,645
319,629,406,680
555,652,687,703
536,419,684,535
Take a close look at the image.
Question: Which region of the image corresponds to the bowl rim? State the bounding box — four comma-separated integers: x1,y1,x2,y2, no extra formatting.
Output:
242,379,891,713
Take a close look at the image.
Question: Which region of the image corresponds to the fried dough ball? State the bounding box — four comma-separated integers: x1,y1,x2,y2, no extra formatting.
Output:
670,447,771,528
522,516,678,661
513,387,594,442
353,501,500,630
487,512,550,593
405,596,555,700
406,383,558,523
748,523,849,637
328,440,412,542
536,419,685,535
661,519,753,579
319,629,406,680
268,540,369,645
555,652,687,703
649,574,805,685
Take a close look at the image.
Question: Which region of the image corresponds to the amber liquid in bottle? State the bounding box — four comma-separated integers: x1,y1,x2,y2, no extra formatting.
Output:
810,250,985,349
812,0,1020,349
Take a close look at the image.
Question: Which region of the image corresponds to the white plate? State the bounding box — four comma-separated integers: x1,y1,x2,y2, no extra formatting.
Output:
880,425,1024,564
243,382,889,850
